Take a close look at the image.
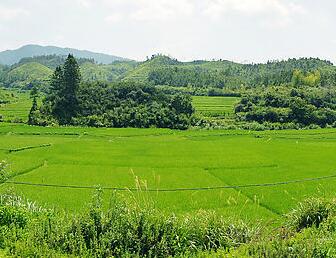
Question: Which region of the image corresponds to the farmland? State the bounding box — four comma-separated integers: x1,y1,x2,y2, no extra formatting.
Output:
2,91,336,256
0,122,336,224
1,93,336,223
192,96,239,119
0,90,31,123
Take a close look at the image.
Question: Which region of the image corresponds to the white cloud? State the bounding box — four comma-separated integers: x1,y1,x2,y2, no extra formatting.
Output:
129,0,194,22
103,0,194,23
105,13,123,23
203,0,306,27
76,0,92,8
0,5,29,21
204,0,303,16
101,0,306,27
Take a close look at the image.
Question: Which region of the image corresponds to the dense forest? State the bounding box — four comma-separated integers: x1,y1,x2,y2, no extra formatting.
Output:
29,55,194,129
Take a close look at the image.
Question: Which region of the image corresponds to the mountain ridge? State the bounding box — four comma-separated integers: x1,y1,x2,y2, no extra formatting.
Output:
0,44,131,65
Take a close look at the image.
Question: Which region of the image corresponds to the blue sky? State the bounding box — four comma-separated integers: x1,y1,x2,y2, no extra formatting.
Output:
0,0,335,63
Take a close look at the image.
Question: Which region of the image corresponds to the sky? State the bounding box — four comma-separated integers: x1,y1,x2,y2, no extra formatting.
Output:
0,0,335,63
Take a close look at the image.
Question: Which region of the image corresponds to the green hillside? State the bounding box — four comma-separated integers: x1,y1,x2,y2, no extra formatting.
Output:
4,62,53,89
1,54,336,91
146,56,336,89
121,55,177,82
81,61,137,82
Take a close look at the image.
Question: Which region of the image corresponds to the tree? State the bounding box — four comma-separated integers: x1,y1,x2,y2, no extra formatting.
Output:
28,92,38,125
45,54,81,124
62,54,81,123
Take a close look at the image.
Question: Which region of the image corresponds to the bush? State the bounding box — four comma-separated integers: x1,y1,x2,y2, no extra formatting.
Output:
0,161,8,183
285,198,334,232
0,206,29,228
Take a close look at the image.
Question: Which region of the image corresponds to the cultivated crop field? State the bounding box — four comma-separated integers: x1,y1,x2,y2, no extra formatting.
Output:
0,90,31,123
1,93,336,224
0,123,336,224
192,96,240,118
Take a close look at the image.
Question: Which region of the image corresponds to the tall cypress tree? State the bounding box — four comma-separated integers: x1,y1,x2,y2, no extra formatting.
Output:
28,86,39,125
62,54,81,123
46,54,81,124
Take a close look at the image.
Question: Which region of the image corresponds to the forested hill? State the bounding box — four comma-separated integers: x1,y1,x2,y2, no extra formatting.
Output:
0,53,335,91
146,55,336,89
11,55,96,70
0,44,130,65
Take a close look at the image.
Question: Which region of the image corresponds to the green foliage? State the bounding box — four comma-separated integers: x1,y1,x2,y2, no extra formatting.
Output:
0,160,8,183
3,193,336,257
3,62,53,90
31,55,194,129
27,96,38,125
80,60,137,82
12,54,95,70
292,69,321,87
286,198,334,232
147,57,335,90
72,81,194,129
2,54,335,93
241,197,336,258
235,86,336,127
44,54,81,124
0,206,28,228
0,192,255,257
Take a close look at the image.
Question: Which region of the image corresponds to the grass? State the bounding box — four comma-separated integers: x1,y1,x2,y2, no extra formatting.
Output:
0,123,335,226
192,96,240,119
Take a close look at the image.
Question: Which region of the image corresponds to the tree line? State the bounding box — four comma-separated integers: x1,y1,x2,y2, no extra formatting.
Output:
235,86,336,128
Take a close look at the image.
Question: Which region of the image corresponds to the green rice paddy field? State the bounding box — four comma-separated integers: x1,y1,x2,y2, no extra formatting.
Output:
1,93,336,224
192,96,240,118
0,124,336,223
0,91,31,123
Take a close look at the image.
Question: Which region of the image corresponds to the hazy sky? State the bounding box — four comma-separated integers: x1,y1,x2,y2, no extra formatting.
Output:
0,0,335,63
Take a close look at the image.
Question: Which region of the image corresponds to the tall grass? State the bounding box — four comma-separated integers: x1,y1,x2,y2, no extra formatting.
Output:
1,187,336,257
0,189,256,257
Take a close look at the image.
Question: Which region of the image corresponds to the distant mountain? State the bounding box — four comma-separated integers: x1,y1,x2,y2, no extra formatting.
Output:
0,44,130,65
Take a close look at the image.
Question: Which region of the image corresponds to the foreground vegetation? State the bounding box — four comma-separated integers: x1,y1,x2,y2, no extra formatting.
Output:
0,185,336,257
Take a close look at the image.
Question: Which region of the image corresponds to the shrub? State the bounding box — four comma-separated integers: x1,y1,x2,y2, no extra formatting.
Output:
285,198,334,232
0,161,8,183
0,206,28,228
